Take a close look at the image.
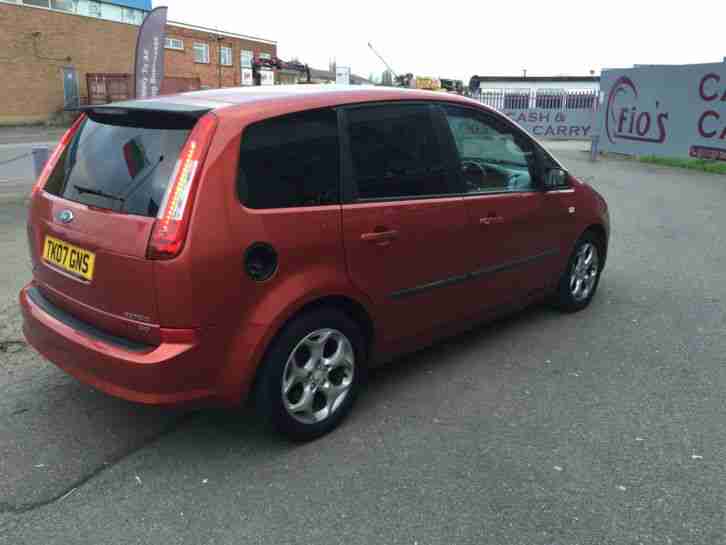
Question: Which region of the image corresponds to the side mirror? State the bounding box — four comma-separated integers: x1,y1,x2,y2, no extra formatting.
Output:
543,168,568,190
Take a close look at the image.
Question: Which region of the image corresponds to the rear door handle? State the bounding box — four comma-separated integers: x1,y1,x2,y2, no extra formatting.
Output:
361,229,399,245
479,216,504,225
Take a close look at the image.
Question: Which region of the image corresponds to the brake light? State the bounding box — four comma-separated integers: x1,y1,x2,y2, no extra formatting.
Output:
147,113,218,260
30,114,86,198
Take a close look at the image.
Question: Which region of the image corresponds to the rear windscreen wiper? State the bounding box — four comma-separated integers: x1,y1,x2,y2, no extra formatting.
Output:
119,156,164,212
72,184,125,203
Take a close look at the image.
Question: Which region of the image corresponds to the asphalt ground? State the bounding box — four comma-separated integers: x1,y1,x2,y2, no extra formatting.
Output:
0,127,64,202
1,141,725,544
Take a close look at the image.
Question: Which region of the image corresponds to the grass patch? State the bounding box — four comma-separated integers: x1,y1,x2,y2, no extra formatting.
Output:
638,155,726,175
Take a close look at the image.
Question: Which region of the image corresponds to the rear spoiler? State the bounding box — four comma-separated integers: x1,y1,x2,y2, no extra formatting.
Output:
75,101,216,129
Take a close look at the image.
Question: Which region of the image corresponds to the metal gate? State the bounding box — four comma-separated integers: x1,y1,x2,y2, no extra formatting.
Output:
87,74,201,104
87,73,133,105
477,89,600,140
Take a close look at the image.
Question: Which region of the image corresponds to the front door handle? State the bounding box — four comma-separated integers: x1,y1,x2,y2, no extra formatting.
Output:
361,229,399,245
479,216,504,225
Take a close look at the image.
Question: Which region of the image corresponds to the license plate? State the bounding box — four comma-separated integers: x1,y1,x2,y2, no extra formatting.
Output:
42,235,95,281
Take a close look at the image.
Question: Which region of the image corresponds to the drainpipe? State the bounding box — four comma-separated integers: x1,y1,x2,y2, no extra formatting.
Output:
216,35,224,88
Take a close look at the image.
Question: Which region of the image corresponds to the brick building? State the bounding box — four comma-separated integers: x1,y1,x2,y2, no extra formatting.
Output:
162,21,276,91
0,0,277,124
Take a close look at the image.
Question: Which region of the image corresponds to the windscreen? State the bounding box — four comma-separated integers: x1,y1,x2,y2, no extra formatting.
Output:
44,115,193,218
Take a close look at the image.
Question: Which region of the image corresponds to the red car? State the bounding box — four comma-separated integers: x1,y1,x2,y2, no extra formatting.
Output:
20,86,609,440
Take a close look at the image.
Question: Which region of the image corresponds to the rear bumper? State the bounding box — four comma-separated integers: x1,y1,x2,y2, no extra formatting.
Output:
19,283,219,407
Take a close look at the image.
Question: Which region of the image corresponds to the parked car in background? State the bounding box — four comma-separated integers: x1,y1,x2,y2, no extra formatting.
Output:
20,86,610,440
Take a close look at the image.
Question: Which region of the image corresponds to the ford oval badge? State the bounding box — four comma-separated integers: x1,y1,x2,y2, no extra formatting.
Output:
58,210,74,224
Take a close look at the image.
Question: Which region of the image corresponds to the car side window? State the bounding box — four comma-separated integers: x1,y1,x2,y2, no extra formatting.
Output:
442,105,538,194
346,104,456,200
237,108,339,209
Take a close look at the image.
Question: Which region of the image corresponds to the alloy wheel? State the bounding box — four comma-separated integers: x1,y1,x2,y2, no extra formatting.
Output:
281,328,355,424
569,242,600,302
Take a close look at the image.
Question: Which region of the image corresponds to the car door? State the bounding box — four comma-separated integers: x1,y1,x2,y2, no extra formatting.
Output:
438,103,565,309
339,102,472,344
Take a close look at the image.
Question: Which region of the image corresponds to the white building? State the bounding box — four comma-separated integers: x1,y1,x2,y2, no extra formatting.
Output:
469,75,600,95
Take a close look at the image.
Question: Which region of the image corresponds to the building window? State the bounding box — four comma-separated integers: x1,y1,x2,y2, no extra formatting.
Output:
100,2,123,22
220,46,232,66
50,0,74,12
240,50,253,68
77,0,102,17
165,37,184,51
19,0,145,24
122,7,142,24
193,42,210,64
22,0,51,7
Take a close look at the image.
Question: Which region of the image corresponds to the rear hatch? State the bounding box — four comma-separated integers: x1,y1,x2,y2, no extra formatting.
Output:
27,103,212,345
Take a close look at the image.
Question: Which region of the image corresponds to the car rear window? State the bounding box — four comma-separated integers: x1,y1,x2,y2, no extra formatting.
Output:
44,114,194,217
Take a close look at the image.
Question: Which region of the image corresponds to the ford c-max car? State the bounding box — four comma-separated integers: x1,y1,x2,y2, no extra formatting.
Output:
20,86,609,440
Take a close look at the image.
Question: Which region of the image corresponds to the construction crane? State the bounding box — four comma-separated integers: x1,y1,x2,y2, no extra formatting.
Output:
367,42,463,92
367,41,398,80
368,42,414,87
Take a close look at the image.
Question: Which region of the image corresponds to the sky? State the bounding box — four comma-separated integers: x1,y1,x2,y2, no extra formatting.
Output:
156,0,726,83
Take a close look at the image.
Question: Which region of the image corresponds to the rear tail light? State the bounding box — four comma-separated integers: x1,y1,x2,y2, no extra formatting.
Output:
30,114,86,197
147,113,218,260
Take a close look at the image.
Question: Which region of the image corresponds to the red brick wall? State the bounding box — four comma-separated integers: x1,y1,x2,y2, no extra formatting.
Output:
164,26,276,89
0,3,137,123
0,3,276,124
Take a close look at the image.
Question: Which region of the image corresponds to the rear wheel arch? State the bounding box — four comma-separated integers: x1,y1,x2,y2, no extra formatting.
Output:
290,296,375,355
246,294,375,404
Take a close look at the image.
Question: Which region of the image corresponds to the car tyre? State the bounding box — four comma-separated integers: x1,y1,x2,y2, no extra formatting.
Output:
553,232,603,313
254,308,366,441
